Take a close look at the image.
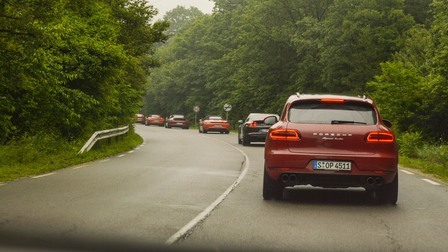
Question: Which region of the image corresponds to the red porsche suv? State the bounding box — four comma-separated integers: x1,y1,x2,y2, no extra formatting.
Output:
263,93,398,204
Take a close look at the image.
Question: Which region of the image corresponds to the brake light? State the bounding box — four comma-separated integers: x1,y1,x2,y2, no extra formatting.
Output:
320,98,345,103
247,122,258,127
366,132,395,143
269,129,301,141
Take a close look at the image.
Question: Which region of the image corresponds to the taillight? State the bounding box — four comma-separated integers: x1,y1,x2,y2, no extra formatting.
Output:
247,122,258,127
269,129,301,141
366,132,395,143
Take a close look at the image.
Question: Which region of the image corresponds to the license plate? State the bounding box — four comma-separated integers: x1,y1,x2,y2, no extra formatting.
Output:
214,124,222,127
313,160,351,171
260,129,269,133
176,122,183,125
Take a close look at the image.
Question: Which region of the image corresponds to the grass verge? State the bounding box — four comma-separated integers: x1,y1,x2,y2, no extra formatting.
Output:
399,156,448,184
0,130,143,183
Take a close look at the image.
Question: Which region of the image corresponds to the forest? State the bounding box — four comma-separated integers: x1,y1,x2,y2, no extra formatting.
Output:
145,0,447,147
1,0,447,154
1,0,168,143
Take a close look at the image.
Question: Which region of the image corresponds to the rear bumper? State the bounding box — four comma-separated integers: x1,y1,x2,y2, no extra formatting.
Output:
149,122,164,126
204,125,229,132
265,152,398,188
168,123,189,128
246,132,268,142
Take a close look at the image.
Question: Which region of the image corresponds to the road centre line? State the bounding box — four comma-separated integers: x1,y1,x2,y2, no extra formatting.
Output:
32,173,55,179
165,137,250,245
400,169,414,175
422,178,441,186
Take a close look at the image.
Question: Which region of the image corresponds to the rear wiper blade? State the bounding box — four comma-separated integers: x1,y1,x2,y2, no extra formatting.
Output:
331,120,366,125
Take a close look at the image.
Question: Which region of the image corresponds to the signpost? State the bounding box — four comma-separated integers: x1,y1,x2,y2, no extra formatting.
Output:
193,106,200,125
223,103,232,120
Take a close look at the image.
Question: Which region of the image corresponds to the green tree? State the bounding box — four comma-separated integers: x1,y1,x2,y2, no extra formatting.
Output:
0,0,168,143
319,0,415,94
163,5,204,36
368,0,448,141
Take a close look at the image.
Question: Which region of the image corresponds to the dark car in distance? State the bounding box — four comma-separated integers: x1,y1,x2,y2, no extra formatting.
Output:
165,115,189,129
263,93,398,204
238,113,280,146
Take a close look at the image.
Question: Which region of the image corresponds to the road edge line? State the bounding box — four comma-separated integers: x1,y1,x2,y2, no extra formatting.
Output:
164,140,250,245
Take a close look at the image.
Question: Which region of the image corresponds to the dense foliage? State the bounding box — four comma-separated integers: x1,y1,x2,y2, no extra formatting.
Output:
144,0,447,144
0,0,168,143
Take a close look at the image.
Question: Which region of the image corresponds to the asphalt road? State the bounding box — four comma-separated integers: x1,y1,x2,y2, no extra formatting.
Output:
1,124,447,251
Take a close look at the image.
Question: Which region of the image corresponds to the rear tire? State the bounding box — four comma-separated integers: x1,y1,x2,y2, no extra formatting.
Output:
378,174,398,205
263,166,283,200
242,135,250,146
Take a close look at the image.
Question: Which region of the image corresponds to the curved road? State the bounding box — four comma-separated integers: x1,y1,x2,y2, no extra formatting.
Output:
1,124,447,251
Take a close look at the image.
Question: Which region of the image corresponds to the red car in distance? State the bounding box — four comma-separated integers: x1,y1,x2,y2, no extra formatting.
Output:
146,115,165,126
263,93,398,204
199,115,230,134
165,115,189,129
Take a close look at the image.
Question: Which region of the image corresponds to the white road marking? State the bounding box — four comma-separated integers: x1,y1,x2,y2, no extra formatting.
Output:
32,173,55,179
73,165,87,170
117,154,126,158
127,150,134,154
0,183,5,187
422,179,441,186
400,169,414,175
165,138,250,245
100,159,110,163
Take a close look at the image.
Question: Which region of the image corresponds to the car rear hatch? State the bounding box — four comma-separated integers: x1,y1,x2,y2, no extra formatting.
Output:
286,99,381,156
286,123,379,155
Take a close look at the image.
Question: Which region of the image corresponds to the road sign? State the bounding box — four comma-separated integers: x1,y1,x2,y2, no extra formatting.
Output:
223,103,232,112
193,106,200,113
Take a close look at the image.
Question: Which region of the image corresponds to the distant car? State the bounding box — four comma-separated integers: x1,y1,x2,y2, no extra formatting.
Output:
165,115,189,129
199,115,230,134
238,113,280,146
135,114,145,124
263,93,398,204
146,115,165,126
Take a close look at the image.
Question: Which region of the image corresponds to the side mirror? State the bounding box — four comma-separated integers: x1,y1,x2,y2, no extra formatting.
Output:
264,116,278,126
238,120,243,124
382,119,392,128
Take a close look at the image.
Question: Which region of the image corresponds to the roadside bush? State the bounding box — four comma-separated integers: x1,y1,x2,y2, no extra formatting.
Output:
398,131,423,158
417,145,448,167
0,130,142,182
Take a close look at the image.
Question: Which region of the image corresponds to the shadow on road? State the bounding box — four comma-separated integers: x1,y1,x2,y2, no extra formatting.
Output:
281,187,392,206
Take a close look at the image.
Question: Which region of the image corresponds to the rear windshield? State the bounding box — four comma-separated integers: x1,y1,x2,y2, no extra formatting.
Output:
288,101,377,125
247,114,278,122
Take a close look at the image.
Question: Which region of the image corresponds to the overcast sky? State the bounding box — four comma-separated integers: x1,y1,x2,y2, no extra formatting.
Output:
149,0,215,20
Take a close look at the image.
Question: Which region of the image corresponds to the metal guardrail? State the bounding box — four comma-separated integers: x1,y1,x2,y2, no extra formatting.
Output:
78,125,130,154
